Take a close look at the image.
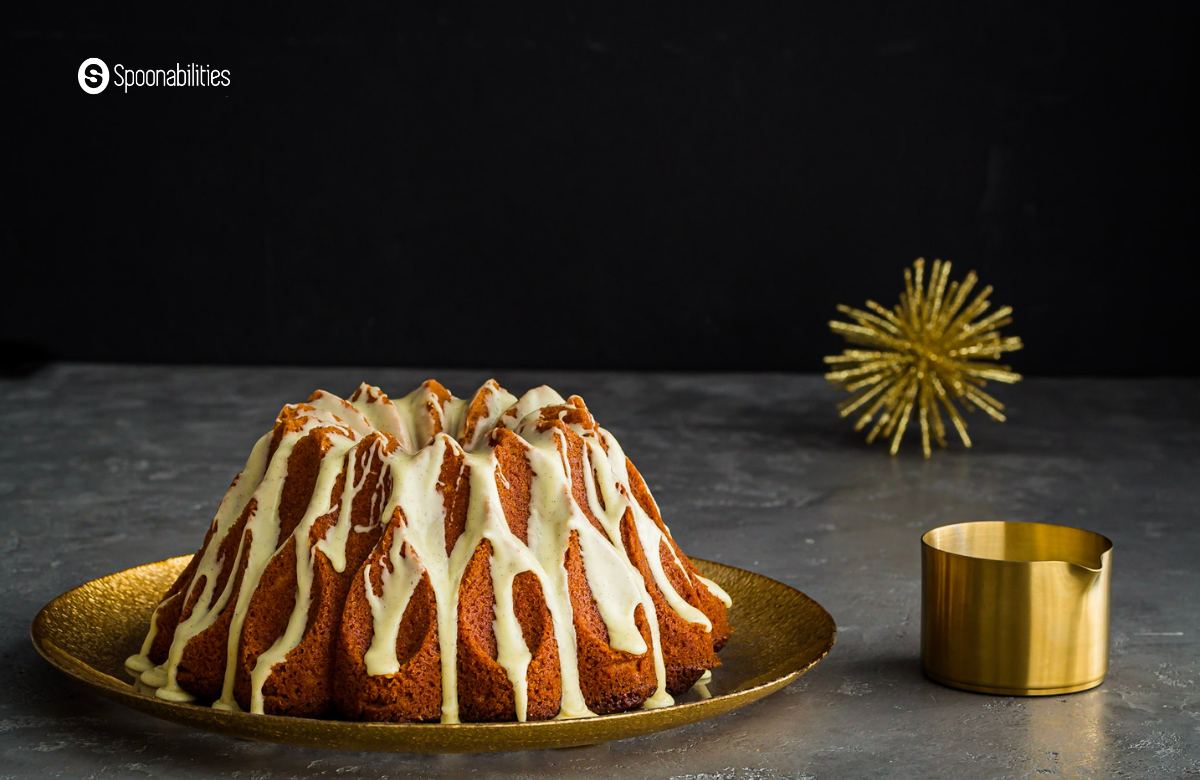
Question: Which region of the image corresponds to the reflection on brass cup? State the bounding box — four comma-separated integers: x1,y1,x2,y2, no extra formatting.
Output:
921,521,1112,696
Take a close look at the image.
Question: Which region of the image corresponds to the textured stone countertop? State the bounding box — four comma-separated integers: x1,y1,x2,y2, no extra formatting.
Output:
2,365,1197,778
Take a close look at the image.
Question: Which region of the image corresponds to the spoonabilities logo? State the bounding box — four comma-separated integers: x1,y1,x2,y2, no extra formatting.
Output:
78,58,109,94
75,59,231,94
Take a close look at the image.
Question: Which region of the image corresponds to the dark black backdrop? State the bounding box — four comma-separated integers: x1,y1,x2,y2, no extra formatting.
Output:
7,4,1198,375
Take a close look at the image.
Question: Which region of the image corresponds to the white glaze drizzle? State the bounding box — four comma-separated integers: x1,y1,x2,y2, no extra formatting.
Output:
127,381,728,722
128,428,277,698
694,574,733,608
245,434,356,713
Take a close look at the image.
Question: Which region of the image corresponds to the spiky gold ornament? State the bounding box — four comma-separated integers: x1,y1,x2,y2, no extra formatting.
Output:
824,258,1022,457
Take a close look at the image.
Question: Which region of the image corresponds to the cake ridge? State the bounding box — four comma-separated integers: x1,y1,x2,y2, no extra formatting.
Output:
126,379,732,722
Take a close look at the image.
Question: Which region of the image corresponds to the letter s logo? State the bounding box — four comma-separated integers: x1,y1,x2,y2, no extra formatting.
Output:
78,58,109,94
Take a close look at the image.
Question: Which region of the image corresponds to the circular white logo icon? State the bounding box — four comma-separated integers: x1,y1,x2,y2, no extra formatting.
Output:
78,58,109,94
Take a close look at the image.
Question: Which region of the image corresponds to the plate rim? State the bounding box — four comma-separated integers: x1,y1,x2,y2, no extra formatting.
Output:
31,554,836,752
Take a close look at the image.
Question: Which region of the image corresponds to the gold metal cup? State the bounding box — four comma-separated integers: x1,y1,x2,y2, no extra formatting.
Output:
921,521,1112,696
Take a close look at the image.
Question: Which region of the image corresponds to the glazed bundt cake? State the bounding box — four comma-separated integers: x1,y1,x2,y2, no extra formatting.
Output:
126,380,732,722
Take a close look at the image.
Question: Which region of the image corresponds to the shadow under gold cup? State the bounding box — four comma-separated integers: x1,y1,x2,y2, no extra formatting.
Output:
921,521,1113,696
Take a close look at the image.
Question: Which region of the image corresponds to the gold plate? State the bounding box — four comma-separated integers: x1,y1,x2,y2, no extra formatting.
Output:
31,555,835,752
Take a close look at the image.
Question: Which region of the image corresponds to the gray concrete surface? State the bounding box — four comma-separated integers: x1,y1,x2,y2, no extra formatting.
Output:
1,364,1197,778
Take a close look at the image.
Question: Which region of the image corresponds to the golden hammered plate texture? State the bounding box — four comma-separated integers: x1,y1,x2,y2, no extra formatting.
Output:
31,555,835,752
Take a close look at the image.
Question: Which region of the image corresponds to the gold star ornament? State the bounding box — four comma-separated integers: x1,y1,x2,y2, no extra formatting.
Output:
824,258,1023,457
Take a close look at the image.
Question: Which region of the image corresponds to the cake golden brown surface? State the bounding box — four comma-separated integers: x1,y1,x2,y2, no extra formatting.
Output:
126,379,732,722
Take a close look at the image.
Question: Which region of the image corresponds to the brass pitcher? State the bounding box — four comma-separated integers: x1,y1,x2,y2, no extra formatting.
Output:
921,521,1112,696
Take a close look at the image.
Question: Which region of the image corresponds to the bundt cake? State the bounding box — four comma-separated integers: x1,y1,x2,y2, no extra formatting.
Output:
125,379,732,723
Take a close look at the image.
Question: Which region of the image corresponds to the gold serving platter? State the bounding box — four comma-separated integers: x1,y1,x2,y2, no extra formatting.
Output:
31,555,834,752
